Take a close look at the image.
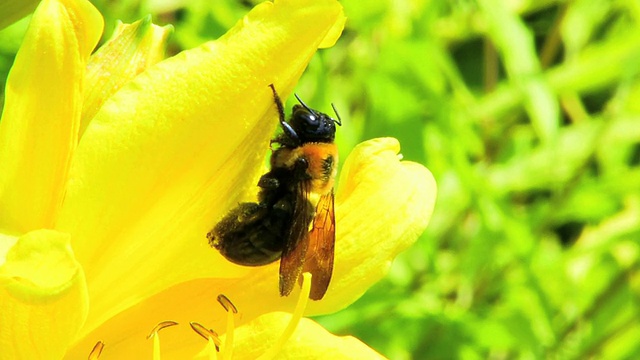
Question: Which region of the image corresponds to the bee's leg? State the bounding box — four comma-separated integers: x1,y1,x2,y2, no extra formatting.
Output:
269,84,285,121
258,174,279,190
292,157,310,179
269,83,299,144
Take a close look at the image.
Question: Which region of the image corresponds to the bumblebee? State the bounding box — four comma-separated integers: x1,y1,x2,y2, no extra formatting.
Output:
207,84,341,300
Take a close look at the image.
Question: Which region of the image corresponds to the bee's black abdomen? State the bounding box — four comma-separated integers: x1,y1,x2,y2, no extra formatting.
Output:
208,200,289,266
208,165,309,266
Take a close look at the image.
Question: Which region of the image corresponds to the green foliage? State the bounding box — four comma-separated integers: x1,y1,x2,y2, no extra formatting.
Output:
308,1,640,359
2,0,640,358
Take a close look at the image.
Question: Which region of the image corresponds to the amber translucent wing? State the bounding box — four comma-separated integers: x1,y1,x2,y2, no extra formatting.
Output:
302,190,336,300
279,181,313,297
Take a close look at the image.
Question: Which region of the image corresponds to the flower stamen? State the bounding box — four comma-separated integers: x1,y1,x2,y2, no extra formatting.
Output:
217,294,237,360
190,321,222,348
217,294,238,314
147,320,179,360
190,322,221,360
258,272,312,360
87,341,105,360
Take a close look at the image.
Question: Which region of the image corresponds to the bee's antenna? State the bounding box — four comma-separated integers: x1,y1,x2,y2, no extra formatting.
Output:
331,103,342,126
295,93,343,126
294,93,318,116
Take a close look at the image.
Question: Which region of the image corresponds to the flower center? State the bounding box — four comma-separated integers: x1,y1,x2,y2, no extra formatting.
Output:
87,272,313,359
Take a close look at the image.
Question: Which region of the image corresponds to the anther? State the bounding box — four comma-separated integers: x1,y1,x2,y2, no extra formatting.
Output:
87,341,105,360
217,294,238,360
190,322,221,350
217,294,238,314
147,320,179,339
148,321,179,360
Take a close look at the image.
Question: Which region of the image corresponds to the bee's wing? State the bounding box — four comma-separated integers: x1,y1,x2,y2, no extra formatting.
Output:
279,181,313,297
303,190,335,300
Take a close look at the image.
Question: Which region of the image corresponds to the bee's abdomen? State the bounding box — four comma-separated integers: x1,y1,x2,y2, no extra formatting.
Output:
208,155,316,266
207,197,294,266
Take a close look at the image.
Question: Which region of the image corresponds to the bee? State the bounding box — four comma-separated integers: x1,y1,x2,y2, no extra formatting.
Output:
207,84,341,300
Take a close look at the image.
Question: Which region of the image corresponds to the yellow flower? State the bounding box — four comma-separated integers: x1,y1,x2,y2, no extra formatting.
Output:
0,0,436,359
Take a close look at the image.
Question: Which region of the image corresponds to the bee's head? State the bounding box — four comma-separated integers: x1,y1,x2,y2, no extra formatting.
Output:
289,103,340,143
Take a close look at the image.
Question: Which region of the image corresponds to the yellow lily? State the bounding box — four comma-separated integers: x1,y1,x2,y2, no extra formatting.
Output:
0,0,436,358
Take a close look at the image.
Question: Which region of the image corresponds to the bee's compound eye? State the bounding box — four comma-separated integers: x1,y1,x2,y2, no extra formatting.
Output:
296,110,318,128
306,113,318,124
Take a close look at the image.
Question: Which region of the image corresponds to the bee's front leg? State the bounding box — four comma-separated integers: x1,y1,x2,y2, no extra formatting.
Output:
258,173,279,190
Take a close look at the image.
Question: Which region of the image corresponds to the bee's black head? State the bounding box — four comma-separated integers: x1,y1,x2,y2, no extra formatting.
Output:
287,94,342,144
289,108,334,144
269,84,342,147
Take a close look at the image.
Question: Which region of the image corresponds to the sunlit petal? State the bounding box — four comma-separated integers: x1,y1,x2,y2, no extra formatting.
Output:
223,312,386,360
0,230,88,359
67,308,385,360
311,137,437,314
81,17,173,135
64,137,435,356
56,0,345,339
0,0,102,233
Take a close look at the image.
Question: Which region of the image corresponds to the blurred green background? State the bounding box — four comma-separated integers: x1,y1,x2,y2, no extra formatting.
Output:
2,0,640,359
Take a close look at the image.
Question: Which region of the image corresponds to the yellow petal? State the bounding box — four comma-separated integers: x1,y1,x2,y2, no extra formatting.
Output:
81,17,173,135
0,0,102,233
56,0,345,339
169,138,436,318
318,8,347,49
65,137,435,355
310,137,437,313
219,312,386,360
0,229,88,359
67,304,384,360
